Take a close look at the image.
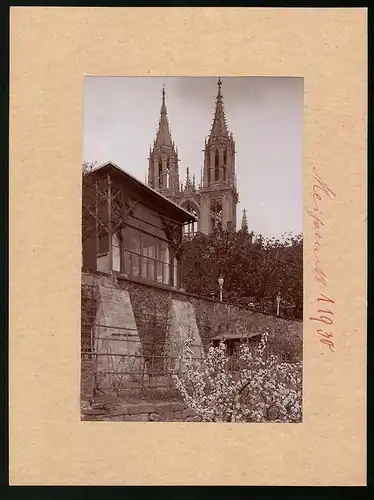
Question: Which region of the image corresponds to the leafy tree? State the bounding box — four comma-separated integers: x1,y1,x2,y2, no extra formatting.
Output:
181,227,303,319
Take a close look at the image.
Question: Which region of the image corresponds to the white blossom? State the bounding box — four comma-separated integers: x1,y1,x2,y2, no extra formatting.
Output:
172,329,302,423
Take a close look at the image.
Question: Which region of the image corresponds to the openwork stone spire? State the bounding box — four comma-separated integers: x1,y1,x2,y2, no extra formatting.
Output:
155,86,173,146
186,166,190,186
208,78,229,140
183,167,196,193
241,209,248,232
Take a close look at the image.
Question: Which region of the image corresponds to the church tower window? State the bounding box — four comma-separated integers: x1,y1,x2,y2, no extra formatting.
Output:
158,159,162,188
210,199,223,230
215,150,219,181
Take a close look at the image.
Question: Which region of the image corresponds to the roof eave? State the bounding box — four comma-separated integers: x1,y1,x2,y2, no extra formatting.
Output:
88,161,197,223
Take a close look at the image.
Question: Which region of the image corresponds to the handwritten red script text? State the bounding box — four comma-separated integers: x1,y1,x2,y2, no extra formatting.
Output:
308,167,336,353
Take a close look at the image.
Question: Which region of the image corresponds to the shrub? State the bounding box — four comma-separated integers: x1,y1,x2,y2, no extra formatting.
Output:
172,329,302,423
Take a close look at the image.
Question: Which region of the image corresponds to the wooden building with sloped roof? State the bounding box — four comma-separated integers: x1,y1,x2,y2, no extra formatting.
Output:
82,161,197,290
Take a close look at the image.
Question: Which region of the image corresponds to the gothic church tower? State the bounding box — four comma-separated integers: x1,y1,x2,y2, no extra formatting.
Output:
147,79,239,236
148,87,180,197
199,78,238,233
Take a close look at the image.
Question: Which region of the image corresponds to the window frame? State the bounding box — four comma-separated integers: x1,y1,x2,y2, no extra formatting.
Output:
214,150,219,181
117,209,178,287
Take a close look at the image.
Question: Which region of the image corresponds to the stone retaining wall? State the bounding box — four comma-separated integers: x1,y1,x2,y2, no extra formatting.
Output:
81,271,302,362
80,271,303,406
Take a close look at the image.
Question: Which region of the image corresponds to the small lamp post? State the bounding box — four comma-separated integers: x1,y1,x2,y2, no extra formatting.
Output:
276,292,281,316
218,275,224,302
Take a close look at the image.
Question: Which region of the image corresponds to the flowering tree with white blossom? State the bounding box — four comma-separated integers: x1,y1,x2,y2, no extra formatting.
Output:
172,330,302,423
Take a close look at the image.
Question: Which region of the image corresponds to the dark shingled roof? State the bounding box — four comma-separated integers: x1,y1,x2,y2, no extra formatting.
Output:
88,161,197,224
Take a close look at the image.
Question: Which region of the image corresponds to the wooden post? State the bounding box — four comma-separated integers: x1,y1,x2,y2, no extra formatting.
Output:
170,246,175,287
179,252,184,289
95,179,99,260
107,173,113,273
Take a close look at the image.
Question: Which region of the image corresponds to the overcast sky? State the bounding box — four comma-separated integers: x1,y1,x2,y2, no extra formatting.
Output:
83,76,303,239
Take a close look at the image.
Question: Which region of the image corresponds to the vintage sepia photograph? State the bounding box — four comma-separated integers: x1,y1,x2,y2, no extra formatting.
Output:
81,76,303,422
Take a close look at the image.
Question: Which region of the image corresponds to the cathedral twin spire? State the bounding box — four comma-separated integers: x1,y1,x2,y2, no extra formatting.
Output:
153,77,231,154
154,86,173,147
148,86,178,193
148,78,242,233
208,77,230,141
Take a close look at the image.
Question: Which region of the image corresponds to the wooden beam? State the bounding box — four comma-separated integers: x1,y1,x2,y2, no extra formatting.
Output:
108,173,112,273
112,200,139,234
95,179,99,257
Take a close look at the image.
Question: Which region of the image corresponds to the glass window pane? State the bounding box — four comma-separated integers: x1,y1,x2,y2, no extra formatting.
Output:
122,226,131,250
132,254,140,277
148,241,156,259
112,233,120,248
157,262,163,283
123,251,131,275
141,256,147,278
141,234,148,256
148,259,155,281
173,257,178,287
112,247,121,272
165,245,170,264
112,234,121,272
159,241,170,263
156,228,167,239
142,233,157,258
130,228,140,253
164,264,170,285
141,244,146,258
